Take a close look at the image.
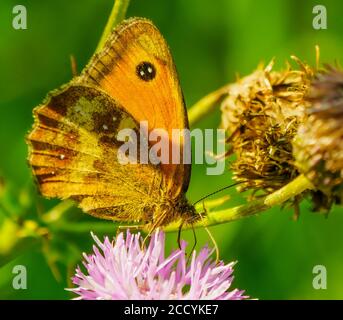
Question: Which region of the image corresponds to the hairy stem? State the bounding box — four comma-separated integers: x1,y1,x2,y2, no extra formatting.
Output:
162,174,314,232
96,0,130,53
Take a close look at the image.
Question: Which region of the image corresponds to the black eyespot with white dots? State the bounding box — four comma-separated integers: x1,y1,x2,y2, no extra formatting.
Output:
136,61,156,81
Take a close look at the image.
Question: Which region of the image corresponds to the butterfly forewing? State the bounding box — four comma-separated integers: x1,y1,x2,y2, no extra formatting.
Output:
77,17,191,199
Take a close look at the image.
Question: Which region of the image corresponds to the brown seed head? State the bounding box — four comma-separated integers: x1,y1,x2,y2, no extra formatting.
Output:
221,58,313,195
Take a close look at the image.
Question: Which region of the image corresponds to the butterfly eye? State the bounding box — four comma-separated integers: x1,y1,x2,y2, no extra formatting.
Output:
136,62,156,81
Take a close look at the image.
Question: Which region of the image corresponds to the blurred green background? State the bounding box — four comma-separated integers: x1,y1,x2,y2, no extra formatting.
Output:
1,0,343,299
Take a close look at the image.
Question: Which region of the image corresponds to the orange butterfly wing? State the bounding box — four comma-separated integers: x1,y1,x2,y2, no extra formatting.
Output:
27,84,165,222
77,17,191,199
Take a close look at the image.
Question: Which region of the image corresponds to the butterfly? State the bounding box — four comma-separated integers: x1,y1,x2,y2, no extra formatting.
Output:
27,17,198,233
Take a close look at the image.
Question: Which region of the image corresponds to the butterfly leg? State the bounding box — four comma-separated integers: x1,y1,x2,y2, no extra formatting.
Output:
186,225,198,265
177,220,185,249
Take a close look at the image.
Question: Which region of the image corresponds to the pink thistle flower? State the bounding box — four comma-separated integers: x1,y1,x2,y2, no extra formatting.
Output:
69,230,249,300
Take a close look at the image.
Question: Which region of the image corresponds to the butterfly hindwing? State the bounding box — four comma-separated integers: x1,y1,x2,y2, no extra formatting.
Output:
27,84,163,222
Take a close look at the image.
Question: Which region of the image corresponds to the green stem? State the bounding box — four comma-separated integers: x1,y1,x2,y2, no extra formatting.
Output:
162,174,314,232
96,0,130,53
188,85,228,127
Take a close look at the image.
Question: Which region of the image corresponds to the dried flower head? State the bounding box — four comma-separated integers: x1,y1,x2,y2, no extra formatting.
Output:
69,230,249,300
293,65,343,207
221,58,313,195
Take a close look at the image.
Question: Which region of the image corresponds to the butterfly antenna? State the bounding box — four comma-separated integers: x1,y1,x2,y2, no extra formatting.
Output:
192,181,243,206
